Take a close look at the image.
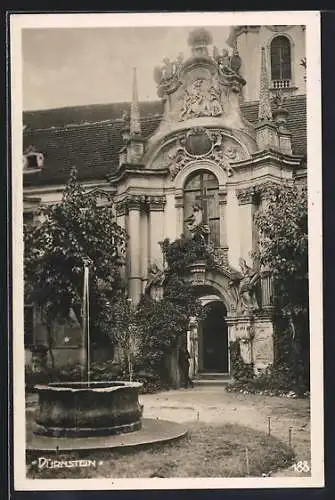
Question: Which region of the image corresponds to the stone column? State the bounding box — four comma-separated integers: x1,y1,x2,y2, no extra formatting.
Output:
115,199,128,284
148,195,166,268
127,195,144,304
140,206,149,293
260,267,274,310
236,187,255,263
218,190,228,264
257,183,275,310
175,189,184,238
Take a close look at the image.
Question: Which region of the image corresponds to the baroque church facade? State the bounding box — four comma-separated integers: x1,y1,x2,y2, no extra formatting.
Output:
23,26,307,379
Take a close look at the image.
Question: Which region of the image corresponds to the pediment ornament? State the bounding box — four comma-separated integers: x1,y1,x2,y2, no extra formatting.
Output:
164,128,246,179
179,78,223,121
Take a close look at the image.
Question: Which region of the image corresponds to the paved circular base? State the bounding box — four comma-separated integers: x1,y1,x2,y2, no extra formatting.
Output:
26,418,188,453
33,420,142,438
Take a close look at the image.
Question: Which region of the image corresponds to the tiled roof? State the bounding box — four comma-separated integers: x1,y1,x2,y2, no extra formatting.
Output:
241,94,307,158
23,95,306,187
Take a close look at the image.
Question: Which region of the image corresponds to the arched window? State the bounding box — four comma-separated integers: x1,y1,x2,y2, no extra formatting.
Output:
270,35,292,85
184,170,220,246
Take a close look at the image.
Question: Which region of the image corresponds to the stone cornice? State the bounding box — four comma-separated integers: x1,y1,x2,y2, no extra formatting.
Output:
229,150,304,174
236,180,282,204
108,165,167,186
116,194,166,214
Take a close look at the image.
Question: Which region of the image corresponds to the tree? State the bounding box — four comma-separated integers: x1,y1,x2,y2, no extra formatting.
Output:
24,168,127,368
253,182,309,383
135,238,204,386
109,297,142,381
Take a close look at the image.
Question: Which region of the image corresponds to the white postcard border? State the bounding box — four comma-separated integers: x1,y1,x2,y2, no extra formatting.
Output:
10,10,323,491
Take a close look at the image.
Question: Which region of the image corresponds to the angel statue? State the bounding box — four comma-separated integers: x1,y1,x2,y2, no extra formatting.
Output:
237,258,260,313
185,203,210,243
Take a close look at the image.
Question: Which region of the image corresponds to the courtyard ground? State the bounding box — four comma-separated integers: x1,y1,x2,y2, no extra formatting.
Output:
139,385,311,477
26,385,310,477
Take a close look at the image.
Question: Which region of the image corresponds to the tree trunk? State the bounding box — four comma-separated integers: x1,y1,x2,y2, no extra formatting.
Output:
46,321,55,370
128,354,133,382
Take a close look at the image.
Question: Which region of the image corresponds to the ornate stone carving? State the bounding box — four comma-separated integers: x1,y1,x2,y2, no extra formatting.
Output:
145,262,166,301
115,199,128,217
166,129,241,180
206,242,229,270
154,54,184,97
236,186,257,205
147,195,166,212
126,194,146,211
258,47,273,122
230,259,260,314
253,181,281,201
179,78,223,121
212,145,234,177
184,128,212,156
252,319,274,370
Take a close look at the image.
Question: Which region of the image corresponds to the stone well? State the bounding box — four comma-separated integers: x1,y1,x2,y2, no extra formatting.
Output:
33,381,143,438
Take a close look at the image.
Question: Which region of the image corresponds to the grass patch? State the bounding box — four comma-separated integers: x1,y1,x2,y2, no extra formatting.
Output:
26,422,294,478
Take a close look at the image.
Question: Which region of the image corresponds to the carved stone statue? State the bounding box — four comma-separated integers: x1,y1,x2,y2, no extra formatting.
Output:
146,262,166,301
185,203,210,242
230,48,242,74
237,258,260,313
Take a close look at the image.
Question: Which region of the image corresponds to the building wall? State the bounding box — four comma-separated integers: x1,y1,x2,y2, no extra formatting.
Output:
236,25,306,102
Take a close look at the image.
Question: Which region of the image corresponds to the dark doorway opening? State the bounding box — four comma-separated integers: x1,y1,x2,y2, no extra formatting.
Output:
201,301,228,373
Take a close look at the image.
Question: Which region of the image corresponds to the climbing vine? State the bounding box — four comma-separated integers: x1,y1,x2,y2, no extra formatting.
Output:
135,236,206,386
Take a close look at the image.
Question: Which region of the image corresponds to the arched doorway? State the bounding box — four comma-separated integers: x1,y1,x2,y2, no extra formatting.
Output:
199,300,229,373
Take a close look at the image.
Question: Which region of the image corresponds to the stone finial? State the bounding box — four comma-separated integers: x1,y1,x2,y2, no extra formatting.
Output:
130,67,141,136
188,28,213,56
258,47,273,122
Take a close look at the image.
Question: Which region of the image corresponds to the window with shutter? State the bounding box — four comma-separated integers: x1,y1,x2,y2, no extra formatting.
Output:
270,35,292,84
184,170,220,246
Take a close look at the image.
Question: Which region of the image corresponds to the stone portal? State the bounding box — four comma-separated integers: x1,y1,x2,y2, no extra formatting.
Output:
199,300,228,373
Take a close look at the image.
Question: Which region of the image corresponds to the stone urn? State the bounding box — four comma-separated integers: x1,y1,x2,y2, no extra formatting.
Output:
33,381,143,437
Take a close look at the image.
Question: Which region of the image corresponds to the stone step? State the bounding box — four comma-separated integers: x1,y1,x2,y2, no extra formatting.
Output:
195,372,230,380
193,378,231,386
193,373,231,386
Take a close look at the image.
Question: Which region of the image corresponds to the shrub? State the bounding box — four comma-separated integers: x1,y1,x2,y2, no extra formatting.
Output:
229,340,254,383
25,360,164,395
227,337,309,398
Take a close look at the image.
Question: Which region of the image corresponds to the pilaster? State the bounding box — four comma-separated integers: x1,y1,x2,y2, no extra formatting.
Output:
148,195,166,268
218,190,228,250
236,186,256,263
127,195,145,303
175,189,184,237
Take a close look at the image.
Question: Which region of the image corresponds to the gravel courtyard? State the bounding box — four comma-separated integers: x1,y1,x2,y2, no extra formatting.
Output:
26,384,310,477
139,385,311,476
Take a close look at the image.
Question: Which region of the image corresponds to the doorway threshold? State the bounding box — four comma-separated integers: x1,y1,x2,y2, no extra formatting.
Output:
193,372,231,386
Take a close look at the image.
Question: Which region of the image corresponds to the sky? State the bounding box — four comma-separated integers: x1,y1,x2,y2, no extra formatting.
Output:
22,26,230,111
